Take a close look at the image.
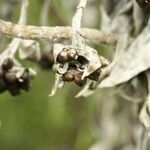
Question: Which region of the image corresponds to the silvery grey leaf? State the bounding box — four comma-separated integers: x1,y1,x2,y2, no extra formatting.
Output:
133,0,144,34
99,23,150,88
111,14,132,35
116,74,147,103
77,45,101,78
100,5,111,33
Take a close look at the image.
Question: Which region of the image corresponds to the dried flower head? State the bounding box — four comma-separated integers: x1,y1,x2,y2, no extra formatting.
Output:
0,58,36,96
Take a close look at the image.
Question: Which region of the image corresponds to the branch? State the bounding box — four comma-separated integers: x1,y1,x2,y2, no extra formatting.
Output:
0,19,117,45
72,0,87,32
72,0,87,47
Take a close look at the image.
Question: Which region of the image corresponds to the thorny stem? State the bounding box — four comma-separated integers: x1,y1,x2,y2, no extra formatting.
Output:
0,0,29,63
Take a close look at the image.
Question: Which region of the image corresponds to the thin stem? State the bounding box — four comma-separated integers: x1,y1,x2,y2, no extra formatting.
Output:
71,0,87,47
40,0,51,26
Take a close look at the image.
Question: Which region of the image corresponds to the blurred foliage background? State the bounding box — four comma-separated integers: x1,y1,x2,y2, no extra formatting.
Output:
0,0,106,149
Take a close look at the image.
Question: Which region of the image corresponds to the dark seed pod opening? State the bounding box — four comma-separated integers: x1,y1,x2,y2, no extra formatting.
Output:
2,58,14,71
77,56,88,65
68,62,78,68
88,69,101,81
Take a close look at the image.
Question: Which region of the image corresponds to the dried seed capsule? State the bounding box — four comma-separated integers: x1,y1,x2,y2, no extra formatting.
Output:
88,69,101,81
67,49,77,61
3,70,17,84
136,0,150,8
57,48,77,63
62,69,75,82
2,58,14,71
57,51,69,63
74,70,87,87
39,51,54,69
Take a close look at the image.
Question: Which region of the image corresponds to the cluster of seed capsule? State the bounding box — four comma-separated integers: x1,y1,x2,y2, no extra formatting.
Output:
56,47,88,86
39,47,109,87
0,58,33,96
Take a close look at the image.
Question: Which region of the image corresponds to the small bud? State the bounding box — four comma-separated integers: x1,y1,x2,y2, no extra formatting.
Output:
2,58,14,71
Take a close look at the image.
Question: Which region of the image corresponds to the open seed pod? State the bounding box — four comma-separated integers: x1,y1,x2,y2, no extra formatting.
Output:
50,43,110,96
0,58,36,96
